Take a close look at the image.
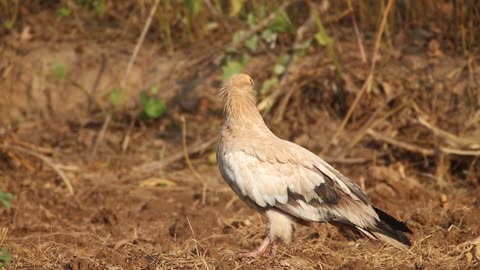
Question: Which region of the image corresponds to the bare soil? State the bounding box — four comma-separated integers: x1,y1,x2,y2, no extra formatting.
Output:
1,9,480,270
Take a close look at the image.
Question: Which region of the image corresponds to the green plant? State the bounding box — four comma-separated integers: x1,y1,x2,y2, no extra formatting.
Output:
158,0,174,54
0,249,10,270
109,88,124,107
0,189,12,270
0,189,13,210
52,61,66,81
1,0,19,30
139,84,166,122
311,6,345,108
222,55,248,81
56,6,72,17
184,0,203,39
92,0,105,17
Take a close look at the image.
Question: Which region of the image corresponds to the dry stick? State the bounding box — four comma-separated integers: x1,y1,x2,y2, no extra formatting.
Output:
133,137,217,174
417,116,480,149
323,0,395,154
348,0,367,63
87,114,111,161
367,129,435,156
180,116,207,205
369,129,480,157
342,93,406,153
1,144,74,195
180,116,202,180
88,0,160,161
121,116,136,153
0,227,7,247
88,53,106,112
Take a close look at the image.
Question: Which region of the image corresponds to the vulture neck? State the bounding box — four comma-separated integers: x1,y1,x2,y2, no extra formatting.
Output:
223,91,272,137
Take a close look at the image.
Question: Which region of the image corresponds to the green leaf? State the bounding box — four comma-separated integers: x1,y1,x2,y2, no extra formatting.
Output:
52,61,66,80
246,12,256,29
109,88,124,106
229,0,246,16
57,7,72,17
268,10,292,33
0,189,13,210
244,34,258,52
2,20,13,29
315,31,331,46
261,29,277,44
184,0,203,16
260,77,279,95
273,64,285,75
149,84,159,95
0,249,11,269
232,30,245,44
311,7,332,47
278,54,290,66
93,0,105,17
222,60,244,81
294,38,312,56
140,92,166,119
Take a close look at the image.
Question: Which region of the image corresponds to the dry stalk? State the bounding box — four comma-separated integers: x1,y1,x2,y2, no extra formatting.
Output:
348,0,367,63
121,116,137,153
0,227,7,247
324,0,395,153
180,116,202,180
367,129,435,156
417,116,480,149
180,116,207,205
133,137,217,174
89,0,160,161
0,143,74,195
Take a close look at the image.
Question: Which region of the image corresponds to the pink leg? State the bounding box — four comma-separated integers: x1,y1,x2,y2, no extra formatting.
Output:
269,239,278,257
237,236,271,258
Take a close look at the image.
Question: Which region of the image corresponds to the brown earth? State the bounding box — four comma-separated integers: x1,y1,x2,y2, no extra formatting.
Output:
1,6,480,270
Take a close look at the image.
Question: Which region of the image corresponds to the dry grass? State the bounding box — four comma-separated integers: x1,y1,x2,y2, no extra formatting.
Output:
0,0,479,269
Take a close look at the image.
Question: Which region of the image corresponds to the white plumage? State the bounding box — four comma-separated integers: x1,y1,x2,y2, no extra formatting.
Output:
216,73,412,257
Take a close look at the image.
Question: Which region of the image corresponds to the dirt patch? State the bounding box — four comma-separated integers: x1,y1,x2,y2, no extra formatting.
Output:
1,2,480,269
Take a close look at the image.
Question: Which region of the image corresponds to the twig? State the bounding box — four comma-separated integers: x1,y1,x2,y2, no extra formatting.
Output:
122,0,160,88
88,53,107,112
133,137,217,174
367,129,435,156
122,116,137,153
348,0,367,63
180,116,202,180
439,147,480,156
320,155,370,164
367,129,480,157
1,143,74,195
0,227,7,247
324,0,395,153
88,112,111,161
417,116,480,149
89,0,160,161
180,116,207,205
342,93,406,153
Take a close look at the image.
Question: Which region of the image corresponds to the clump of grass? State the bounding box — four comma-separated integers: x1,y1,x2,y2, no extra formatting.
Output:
0,189,12,270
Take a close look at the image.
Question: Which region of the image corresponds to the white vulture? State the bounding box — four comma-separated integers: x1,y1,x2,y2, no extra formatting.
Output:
216,73,412,257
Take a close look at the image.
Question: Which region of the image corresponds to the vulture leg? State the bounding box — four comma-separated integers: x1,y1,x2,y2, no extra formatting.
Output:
237,236,271,258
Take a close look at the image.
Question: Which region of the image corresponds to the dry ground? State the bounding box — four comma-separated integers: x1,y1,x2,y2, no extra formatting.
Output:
1,6,480,270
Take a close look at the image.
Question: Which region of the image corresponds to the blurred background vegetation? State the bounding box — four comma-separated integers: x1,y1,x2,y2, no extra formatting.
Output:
1,1,480,269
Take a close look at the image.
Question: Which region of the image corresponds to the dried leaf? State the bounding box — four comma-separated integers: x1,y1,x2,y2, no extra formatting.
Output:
139,178,176,188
